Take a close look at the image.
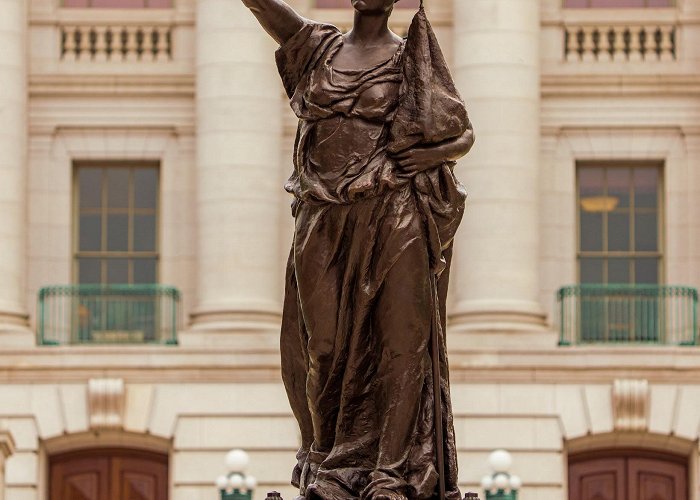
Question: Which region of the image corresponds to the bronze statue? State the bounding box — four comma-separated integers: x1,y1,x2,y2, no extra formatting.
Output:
240,0,475,498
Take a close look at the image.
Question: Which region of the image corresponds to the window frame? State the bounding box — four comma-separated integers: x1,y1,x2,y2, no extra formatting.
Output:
576,161,665,285
563,0,674,8
72,161,161,285
62,0,173,8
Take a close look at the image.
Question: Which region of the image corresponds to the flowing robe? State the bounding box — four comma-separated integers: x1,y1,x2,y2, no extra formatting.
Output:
277,16,470,500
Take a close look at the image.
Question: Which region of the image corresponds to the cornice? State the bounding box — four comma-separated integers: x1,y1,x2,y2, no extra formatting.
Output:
1,345,700,385
29,73,195,98
542,73,700,97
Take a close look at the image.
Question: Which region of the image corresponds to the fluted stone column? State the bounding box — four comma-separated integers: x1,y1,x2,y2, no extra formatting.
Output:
450,0,547,340
0,0,30,344
189,0,283,343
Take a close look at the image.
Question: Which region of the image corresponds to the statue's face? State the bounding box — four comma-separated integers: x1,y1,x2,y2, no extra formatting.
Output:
351,0,398,14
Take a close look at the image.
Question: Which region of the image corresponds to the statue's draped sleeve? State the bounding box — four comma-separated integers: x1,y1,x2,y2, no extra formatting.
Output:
275,22,342,99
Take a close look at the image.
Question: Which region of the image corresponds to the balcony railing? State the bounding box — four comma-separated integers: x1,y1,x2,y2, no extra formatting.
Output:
564,23,676,62
557,285,698,346
38,284,180,346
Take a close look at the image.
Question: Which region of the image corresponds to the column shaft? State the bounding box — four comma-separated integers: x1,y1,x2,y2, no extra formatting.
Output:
451,0,546,333
0,0,29,338
191,0,282,335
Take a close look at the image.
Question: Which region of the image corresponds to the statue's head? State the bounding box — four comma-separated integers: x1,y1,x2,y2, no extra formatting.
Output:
351,0,400,15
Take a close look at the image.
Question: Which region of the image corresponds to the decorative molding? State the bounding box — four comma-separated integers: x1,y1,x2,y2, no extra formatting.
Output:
88,378,125,430
0,428,15,460
613,379,649,432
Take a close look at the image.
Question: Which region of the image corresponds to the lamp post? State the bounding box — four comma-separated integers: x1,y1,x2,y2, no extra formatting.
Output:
216,449,258,500
480,450,522,500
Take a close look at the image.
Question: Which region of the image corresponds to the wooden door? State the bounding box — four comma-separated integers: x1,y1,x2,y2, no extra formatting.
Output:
628,457,686,500
569,457,626,500
50,449,168,500
569,451,687,500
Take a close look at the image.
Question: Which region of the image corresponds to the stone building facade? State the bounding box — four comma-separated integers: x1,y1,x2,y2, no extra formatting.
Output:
1,0,700,498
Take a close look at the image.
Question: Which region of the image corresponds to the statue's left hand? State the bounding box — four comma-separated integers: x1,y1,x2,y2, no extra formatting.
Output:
391,127,475,174
390,145,446,174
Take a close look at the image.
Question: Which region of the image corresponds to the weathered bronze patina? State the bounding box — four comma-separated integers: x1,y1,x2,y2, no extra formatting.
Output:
240,0,474,498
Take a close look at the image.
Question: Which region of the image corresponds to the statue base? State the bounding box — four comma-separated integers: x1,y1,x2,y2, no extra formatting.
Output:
264,492,482,500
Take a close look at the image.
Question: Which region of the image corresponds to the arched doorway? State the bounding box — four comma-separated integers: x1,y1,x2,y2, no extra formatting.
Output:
49,448,168,500
569,449,687,500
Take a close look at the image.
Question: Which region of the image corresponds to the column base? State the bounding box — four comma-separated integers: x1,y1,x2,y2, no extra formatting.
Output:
0,310,34,348
183,307,282,348
448,300,557,349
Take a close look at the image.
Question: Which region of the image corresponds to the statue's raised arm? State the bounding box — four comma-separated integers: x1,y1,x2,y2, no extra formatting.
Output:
240,0,306,45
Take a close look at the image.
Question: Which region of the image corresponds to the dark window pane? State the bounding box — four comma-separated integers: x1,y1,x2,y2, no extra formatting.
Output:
107,259,129,284
92,0,145,6
634,168,659,209
134,168,158,209
107,168,129,208
591,0,645,6
580,212,603,251
79,214,102,251
133,258,157,284
78,258,101,284
635,212,658,251
607,168,631,209
79,168,102,209
579,167,605,197
107,214,129,251
609,258,631,283
608,212,630,251
635,258,659,284
133,214,156,252
580,258,604,283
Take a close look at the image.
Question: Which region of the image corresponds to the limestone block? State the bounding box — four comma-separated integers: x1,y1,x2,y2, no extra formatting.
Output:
147,384,291,438
458,450,562,485
555,385,588,439
455,416,561,451
584,385,614,434
1,420,35,452
30,387,63,439
174,416,299,450
4,452,36,486
88,379,125,430
673,386,700,441
59,385,88,434
498,385,556,415
124,385,154,434
172,450,297,485
4,488,36,500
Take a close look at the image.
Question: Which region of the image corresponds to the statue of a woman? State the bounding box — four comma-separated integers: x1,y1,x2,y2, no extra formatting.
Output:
239,1,475,499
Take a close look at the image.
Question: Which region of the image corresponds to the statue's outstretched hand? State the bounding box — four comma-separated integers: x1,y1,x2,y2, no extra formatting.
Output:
240,0,306,45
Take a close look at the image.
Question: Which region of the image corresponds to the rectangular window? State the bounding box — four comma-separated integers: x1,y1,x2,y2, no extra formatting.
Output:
316,0,420,8
577,162,663,285
63,0,172,8
564,0,673,7
74,162,159,285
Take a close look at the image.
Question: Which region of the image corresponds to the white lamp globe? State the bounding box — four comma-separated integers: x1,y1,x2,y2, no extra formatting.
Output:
215,475,229,490
493,473,509,490
225,449,250,473
244,475,258,490
488,449,512,473
228,474,244,490
509,474,522,490
480,475,494,490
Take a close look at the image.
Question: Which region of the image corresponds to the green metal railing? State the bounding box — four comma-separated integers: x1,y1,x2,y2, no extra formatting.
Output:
38,284,180,346
557,285,698,346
